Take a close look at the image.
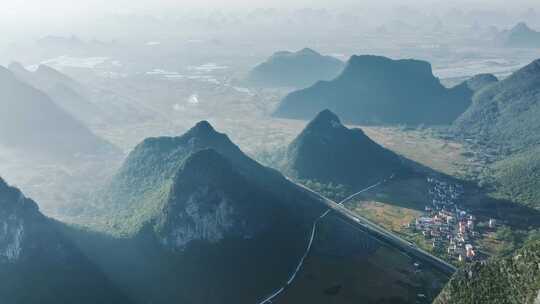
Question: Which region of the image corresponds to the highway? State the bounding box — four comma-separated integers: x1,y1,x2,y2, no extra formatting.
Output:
257,178,392,304
297,177,457,276
256,180,385,304
256,176,456,304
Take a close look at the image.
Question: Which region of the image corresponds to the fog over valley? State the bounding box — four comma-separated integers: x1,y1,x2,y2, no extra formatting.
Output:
2,1,540,304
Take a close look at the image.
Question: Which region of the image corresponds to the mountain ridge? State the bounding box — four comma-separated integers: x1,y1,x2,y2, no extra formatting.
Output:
246,48,344,88
0,176,132,303
71,122,336,303
453,58,540,151
501,22,540,48
0,65,117,159
99,120,324,236
285,110,405,190
274,55,472,125
8,62,103,126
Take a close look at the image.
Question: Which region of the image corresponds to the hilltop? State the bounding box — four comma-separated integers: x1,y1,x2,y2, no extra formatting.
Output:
462,73,498,92
285,110,405,190
70,121,451,303
499,22,540,48
84,121,327,302
274,55,472,125
245,48,344,88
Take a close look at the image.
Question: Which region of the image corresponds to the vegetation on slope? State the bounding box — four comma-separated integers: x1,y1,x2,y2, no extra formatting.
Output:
285,110,405,191
453,58,540,209
491,147,540,209
434,241,540,304
0,177,132,304
94,121,253,234
454,58,540,152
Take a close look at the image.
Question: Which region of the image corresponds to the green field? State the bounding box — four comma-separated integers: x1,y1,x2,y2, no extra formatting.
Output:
343,173,540,261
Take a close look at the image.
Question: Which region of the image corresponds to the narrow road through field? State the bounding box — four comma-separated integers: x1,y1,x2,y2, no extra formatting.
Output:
256,177,391,304
303,177,457,275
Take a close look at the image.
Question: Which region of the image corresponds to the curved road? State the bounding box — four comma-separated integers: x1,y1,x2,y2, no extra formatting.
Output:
257,175,457,304
257,178,392,304
298,177,457,275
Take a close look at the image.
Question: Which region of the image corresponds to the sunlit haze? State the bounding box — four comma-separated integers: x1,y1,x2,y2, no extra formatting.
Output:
1,1,540,303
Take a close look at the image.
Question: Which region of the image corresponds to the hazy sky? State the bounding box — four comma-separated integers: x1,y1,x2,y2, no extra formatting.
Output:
5,0,540,16
2,0,539,42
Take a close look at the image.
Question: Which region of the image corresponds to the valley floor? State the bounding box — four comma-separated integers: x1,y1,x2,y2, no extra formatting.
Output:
2,56,539,303
332,127,540,264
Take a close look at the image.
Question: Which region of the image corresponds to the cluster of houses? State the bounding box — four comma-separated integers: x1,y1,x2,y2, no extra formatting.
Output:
409,178,495,263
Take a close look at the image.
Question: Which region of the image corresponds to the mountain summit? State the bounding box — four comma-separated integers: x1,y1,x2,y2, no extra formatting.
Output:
301,109,342,130
285,110,405,189
157,148,290,250
86,121,332,303
501,22,540,48
78,120,449,303
274,55,472,125
245,48,344,88
463,73,498,92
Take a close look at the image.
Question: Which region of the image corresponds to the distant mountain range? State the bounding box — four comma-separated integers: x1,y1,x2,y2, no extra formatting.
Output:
8,62,156,128
274,55,473,125
8,62,103,126
245,48,344,88
0,66,117,159
9,62,87,93
434,240,540,304
0,177,131,303
285,110,405,189
499,22,540,48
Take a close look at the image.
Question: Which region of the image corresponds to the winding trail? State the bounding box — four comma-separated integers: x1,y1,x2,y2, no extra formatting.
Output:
256,178,390,304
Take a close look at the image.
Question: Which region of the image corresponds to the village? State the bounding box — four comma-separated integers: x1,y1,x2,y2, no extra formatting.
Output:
408,177,496,264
